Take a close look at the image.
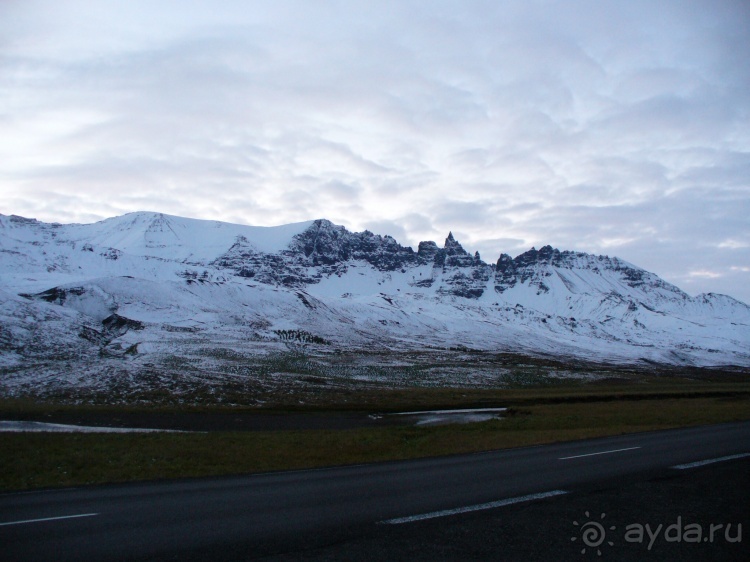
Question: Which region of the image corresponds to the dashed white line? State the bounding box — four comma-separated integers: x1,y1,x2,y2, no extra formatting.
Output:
0,513,98,527
379,490,568,525
672,452,750,470
559,446,641,460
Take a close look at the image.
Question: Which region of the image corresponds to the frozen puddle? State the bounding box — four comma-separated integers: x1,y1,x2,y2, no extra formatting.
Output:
0,421,186,433
383,408,507,427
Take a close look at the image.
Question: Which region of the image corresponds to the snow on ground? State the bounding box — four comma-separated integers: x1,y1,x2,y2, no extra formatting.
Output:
1,211,748,402
0,421,187,433
383,408,508,426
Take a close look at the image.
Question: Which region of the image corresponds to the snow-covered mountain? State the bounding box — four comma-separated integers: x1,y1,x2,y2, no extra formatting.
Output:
1,211,748,400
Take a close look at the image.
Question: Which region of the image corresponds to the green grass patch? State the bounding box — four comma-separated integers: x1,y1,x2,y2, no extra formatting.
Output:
2,394,749,491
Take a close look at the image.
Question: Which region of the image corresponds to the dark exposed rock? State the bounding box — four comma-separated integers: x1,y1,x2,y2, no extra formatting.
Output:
77,314,143,349
618,265,645,288
102,314,144,338
417,241,439,263
513,245,563,267
212,236,317,287
100,247,121,260
493,245,687,298
287,219,418,271
439,270,488,298
214,220,423,287
78,326,104,344
494,253,517,293
209,220,683,302
436,232,491,298
34,286,86,305
442,232,475,268
295,292,315,309
289,220,349,265
444,232,463,254
9,215,40,225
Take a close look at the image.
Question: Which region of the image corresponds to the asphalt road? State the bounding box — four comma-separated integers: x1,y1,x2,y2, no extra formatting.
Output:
1,422,749,561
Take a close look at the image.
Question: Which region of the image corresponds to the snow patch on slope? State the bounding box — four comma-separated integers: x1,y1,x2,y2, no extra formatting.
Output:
1,212,748,401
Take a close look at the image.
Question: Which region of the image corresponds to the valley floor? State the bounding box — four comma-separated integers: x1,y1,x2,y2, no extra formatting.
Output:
2,374,749,492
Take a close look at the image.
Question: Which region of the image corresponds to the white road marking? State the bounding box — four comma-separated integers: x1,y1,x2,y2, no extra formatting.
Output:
379,490,568,525
559,446,641,460
672,452,750,470
0,513,98,527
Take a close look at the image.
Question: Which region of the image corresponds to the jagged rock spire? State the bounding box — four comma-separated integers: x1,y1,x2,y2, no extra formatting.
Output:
444,231,467,256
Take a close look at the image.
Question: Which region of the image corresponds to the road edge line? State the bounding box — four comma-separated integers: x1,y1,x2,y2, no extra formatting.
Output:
378,490,568,525
671,452,750,470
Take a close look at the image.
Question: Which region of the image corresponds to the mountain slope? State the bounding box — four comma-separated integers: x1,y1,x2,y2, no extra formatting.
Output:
1,212,748,400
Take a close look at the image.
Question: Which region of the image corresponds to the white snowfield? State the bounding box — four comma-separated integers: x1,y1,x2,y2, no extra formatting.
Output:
0,211,748,399
0,420,184,433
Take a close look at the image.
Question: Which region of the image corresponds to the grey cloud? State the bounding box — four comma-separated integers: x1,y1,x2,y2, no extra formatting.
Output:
428,200,494,229
590,95,738,148
1,0,749,303
496,187,750,301
675,153,750,189
397,213,434,234
379,213,437,249
560,156,671,205
366,171,441,199
613,68,710,103
474,237,529,261
316,180,362,202
6,189,125,225
362,220,408,243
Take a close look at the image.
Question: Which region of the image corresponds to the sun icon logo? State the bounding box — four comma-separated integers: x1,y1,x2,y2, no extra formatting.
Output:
571,511,616,556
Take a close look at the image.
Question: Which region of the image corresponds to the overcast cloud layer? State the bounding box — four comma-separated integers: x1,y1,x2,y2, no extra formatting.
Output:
1,0,749,302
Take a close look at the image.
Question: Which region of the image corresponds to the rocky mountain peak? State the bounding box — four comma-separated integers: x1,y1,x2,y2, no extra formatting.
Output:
287,219,418,272
513,245,564,267
7,214,42,226
289,219,348,265
2,211,749,384
417,241,439,262
443,231,466,256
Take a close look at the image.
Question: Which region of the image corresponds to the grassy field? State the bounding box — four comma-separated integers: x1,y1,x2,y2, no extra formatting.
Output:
2,374,748,413
2,384,749,491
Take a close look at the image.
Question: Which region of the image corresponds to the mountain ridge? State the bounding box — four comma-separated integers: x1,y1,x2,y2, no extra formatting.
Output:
0,210,737,300
1,211,748,401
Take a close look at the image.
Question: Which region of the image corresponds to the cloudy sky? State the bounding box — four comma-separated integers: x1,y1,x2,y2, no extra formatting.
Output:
1,0,749,302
